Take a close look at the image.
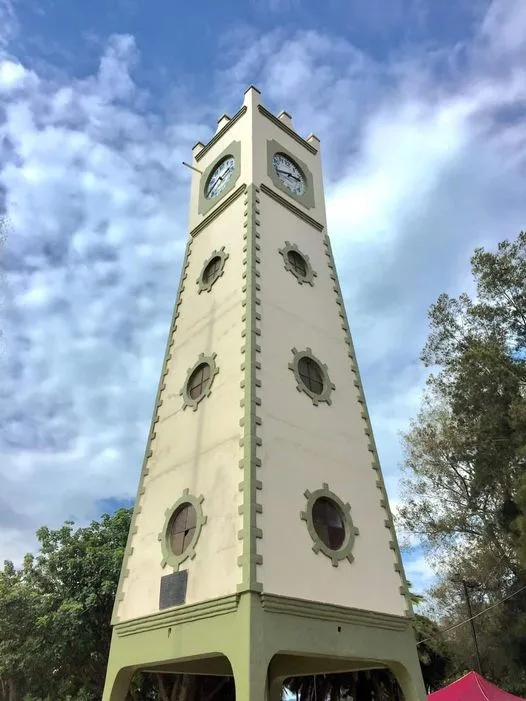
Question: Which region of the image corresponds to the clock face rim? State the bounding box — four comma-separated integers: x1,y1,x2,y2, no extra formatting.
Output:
272,152,306,196
204,155,236,200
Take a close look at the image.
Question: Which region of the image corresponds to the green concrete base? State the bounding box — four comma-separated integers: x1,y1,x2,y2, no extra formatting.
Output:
102,592,426,701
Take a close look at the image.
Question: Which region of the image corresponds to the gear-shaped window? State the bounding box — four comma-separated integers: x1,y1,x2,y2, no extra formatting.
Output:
289,347,335,405
159,489,207,570
197,247,229,293
301,483,360,566
181,353,219,411
279,242,317,286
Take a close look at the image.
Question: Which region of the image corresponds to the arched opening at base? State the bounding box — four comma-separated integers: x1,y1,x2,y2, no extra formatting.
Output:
129,669,235,701
283,668,404,701
105,654,235,701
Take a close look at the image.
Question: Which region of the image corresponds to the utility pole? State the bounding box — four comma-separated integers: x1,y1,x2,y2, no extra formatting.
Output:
452,575,483,676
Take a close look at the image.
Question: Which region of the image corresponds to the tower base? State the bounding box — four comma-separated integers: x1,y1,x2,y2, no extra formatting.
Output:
103,592,426,701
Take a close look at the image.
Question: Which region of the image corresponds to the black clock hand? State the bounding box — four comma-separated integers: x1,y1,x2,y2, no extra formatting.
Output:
210,175,224,192
276,168,300,181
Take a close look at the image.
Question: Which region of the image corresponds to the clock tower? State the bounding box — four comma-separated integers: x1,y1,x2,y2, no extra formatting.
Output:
102,86,427,701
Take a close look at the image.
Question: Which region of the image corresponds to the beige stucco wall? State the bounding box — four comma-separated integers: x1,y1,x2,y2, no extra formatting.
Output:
116,198,246,623
251,102,406,616
256,196,405,616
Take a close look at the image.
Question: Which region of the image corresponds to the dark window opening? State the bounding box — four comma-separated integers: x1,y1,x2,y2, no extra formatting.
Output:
312,497,346,550
287,250,307,278
298,356,324,395
169,504,197,556
187,363,211,399
203,256,222,284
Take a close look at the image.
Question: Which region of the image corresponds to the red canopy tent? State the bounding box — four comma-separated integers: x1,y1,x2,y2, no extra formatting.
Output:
428,672,526,701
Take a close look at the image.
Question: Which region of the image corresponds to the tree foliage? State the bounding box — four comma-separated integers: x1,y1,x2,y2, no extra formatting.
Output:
398,231,526,694
0,508,131,701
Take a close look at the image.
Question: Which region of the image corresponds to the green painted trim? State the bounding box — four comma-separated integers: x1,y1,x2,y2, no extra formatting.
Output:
105,590,426,701
180,352,219,412
258,104,317,155
158,489,207,571
260,183,324,231
190,184,246,239
195,106,247,163
300,483,360,566
198,141,242,217
279,241,317,286
110,235,195,625
322,233,414,618
237,185,264,593
260,593,410,631
115,593,239,637
289,346,335,406
196,246,229,294
266,139,315,210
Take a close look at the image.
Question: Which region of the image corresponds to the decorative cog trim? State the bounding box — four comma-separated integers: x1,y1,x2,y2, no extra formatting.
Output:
237,184,264,594
196,247,229,294
180,352,219,411
300,483,360,567
278,241,317,286
158,489,207,571
288,347,335,406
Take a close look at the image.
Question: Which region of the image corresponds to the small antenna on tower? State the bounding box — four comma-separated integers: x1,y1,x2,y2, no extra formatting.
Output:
182,162,203,175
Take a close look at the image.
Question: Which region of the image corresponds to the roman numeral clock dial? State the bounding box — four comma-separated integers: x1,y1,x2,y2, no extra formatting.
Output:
205,156,236,199
272,152,306,196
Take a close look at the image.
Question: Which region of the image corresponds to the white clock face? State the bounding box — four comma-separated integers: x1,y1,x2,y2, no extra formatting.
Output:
273,153,306,196
205,156,235,199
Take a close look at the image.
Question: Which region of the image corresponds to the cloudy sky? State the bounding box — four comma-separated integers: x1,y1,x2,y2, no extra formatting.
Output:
1,0,525,597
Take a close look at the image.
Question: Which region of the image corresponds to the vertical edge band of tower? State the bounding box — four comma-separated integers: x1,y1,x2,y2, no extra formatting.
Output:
110,236,194,625
322,233,414,618
238,185,264,593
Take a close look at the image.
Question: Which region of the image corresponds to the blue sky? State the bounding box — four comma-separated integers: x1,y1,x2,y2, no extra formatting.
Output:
1,0,526,599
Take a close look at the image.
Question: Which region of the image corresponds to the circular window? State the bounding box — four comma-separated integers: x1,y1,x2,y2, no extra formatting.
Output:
181,353,219,411
187,362,211,399
301,484,360,566
312,497,345,550
278,242,317,286
289,347,335,406
287,250,307,278
203,256,222,284
298,356,324,395
197,248,229,293
159,490,207,570
168,503,197,556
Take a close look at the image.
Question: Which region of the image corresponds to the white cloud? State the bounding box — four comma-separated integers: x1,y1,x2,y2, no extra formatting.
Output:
2,0,526,576
0,34,200,561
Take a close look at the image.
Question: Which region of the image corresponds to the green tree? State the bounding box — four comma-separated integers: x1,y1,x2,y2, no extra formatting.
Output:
398,230,526,693
25,508,132,699
413,613,453,692
0,508,132,701
0,559,44,701
0,510,237,701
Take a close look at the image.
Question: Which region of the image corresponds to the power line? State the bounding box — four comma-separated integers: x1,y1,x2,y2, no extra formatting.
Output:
417,583,526,646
